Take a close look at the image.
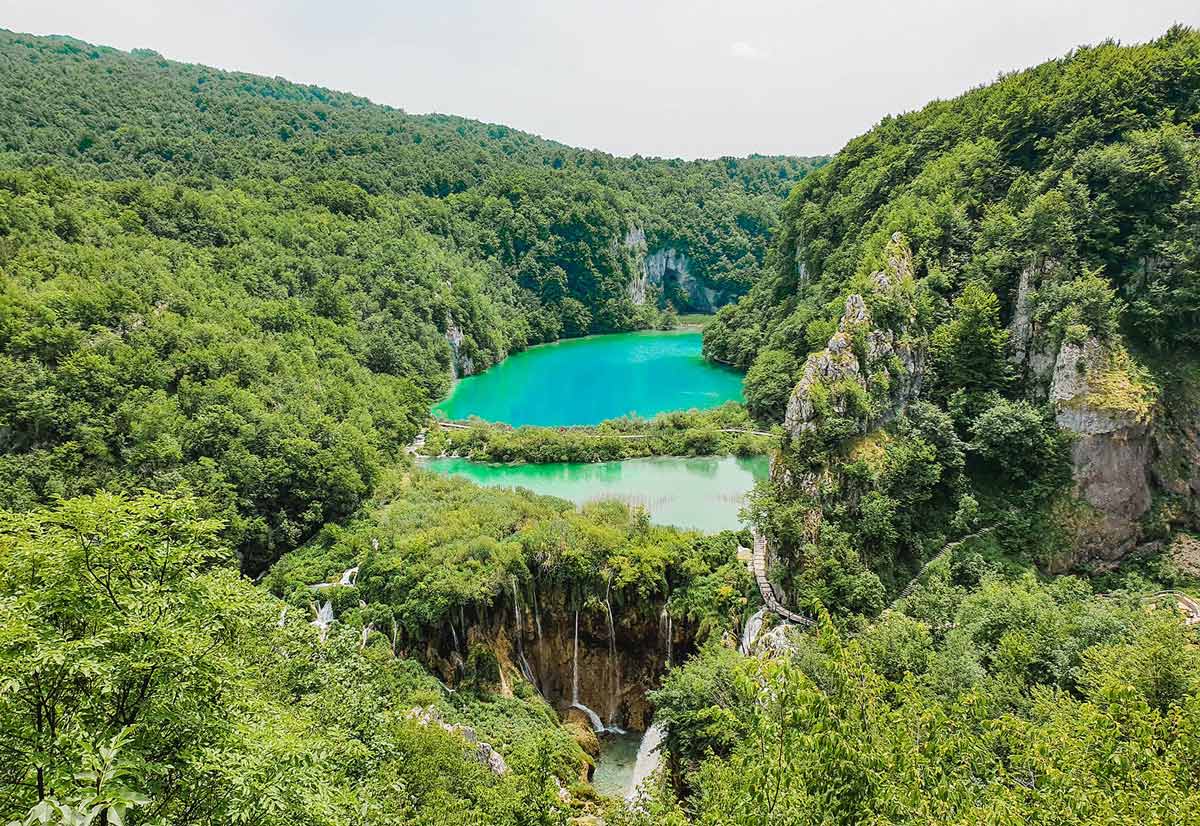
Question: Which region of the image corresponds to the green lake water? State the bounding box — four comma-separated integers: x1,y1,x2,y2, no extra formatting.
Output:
433,330,744,427
422,455,768,533
591,731,642,798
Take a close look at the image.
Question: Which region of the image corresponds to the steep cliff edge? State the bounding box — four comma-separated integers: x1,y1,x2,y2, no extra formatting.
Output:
624,228,744,313
783,234,926,441
1007,256,1195,566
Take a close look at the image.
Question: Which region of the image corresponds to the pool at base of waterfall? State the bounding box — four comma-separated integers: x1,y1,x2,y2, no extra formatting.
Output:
592,731,643,798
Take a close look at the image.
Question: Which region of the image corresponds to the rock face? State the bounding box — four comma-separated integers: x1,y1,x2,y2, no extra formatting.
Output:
623,227,739,313
1050,339,1154,561
407,706,509,775
445,319,475,379
784,234,925,439
1008,256,1061,393
430,590,684,734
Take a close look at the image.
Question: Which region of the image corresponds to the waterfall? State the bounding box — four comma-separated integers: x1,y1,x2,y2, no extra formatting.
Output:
511,577,539,689
460,605,467,651
531,581,543,644
659,606,673,668
570,702,606,733
572,608,580,704
740,607,767,656
312,601,334,642
626,723,665,800
339,566,359,586
603,578,623,728
277,606,288,628
450,619,460,654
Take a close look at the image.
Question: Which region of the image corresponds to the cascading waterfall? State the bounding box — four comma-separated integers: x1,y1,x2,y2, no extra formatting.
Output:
572,608,580,704
740,607,767,656
460,605,467,651
603,578,625,731
568,605,608,733
312,600,334,641
626,722,665,801
511,577,539,688
659,606,673,668
531,581,543,644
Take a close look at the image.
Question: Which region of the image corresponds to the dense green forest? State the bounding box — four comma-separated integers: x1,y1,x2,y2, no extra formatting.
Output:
0,28,821,572
2,23,1200,826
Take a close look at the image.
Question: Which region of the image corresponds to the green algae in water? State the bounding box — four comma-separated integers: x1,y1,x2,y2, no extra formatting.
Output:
422,455,768,533
434,331,744,427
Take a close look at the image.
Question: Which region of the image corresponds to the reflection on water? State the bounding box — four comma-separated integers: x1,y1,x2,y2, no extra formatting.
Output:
422,455,769,533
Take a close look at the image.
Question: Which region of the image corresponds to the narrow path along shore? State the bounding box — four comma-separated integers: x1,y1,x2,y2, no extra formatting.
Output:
434,420,774,438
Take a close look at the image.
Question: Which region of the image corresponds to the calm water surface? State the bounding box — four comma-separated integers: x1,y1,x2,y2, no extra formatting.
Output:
422,455,768,533
592,731,642,798
434,331,743,426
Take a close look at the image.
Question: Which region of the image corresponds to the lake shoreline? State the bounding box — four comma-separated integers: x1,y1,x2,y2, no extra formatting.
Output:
434,330,744,427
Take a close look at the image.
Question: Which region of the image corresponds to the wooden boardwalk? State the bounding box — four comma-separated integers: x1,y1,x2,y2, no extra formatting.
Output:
744,528,815,627
896,527,995,600
434,420,773,439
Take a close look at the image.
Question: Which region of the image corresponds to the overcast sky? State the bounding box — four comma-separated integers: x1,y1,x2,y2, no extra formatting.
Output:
2,1,1197,159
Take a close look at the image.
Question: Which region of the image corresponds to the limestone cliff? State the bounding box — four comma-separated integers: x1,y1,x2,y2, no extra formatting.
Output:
783,234,925,440
445,319,475,379
1008,253,1197,566
427,588,684,733
1047,338,1156,562
623,227,740,313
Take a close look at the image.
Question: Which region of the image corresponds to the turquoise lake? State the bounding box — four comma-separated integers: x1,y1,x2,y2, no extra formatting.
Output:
422,455,769,533
433,330,744,427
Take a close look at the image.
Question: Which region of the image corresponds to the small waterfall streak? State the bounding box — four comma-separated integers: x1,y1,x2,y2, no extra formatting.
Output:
531,582,543,644
312,601,333,642
604,578,621,726
570,702,606,734
511,577,539,689
339,566,359,586
626,723,665,801
572,608,580,704
741,607,767,656
659,606,673,668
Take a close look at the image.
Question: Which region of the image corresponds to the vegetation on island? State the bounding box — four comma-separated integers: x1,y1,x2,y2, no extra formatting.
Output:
422,404,776,464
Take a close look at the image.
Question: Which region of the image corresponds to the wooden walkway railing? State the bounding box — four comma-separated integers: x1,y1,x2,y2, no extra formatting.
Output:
743,528,815,627
434,420,774,439
896,527,995,600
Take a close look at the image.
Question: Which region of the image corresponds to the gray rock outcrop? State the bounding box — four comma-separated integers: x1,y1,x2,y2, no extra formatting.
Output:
1047,337,1155,563
445,319,475,379
783,235,925,439
623,226,737,312
407,706,509,775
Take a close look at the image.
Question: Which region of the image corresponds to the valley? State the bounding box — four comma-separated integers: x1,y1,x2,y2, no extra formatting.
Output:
1,22,1199,826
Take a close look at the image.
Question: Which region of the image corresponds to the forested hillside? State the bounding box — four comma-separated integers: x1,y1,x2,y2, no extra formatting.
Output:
704,27,1200,593
645,28,1200,823
2,22,1200,826
0,29,821,571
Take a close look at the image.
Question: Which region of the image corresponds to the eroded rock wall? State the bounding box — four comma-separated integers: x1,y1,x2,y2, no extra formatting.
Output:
623,226,739,313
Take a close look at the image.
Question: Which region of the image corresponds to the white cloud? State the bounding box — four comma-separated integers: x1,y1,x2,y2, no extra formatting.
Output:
728,41,769,61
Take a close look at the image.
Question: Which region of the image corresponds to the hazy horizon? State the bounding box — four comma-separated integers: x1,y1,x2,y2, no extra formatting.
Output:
2,1,1197,160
